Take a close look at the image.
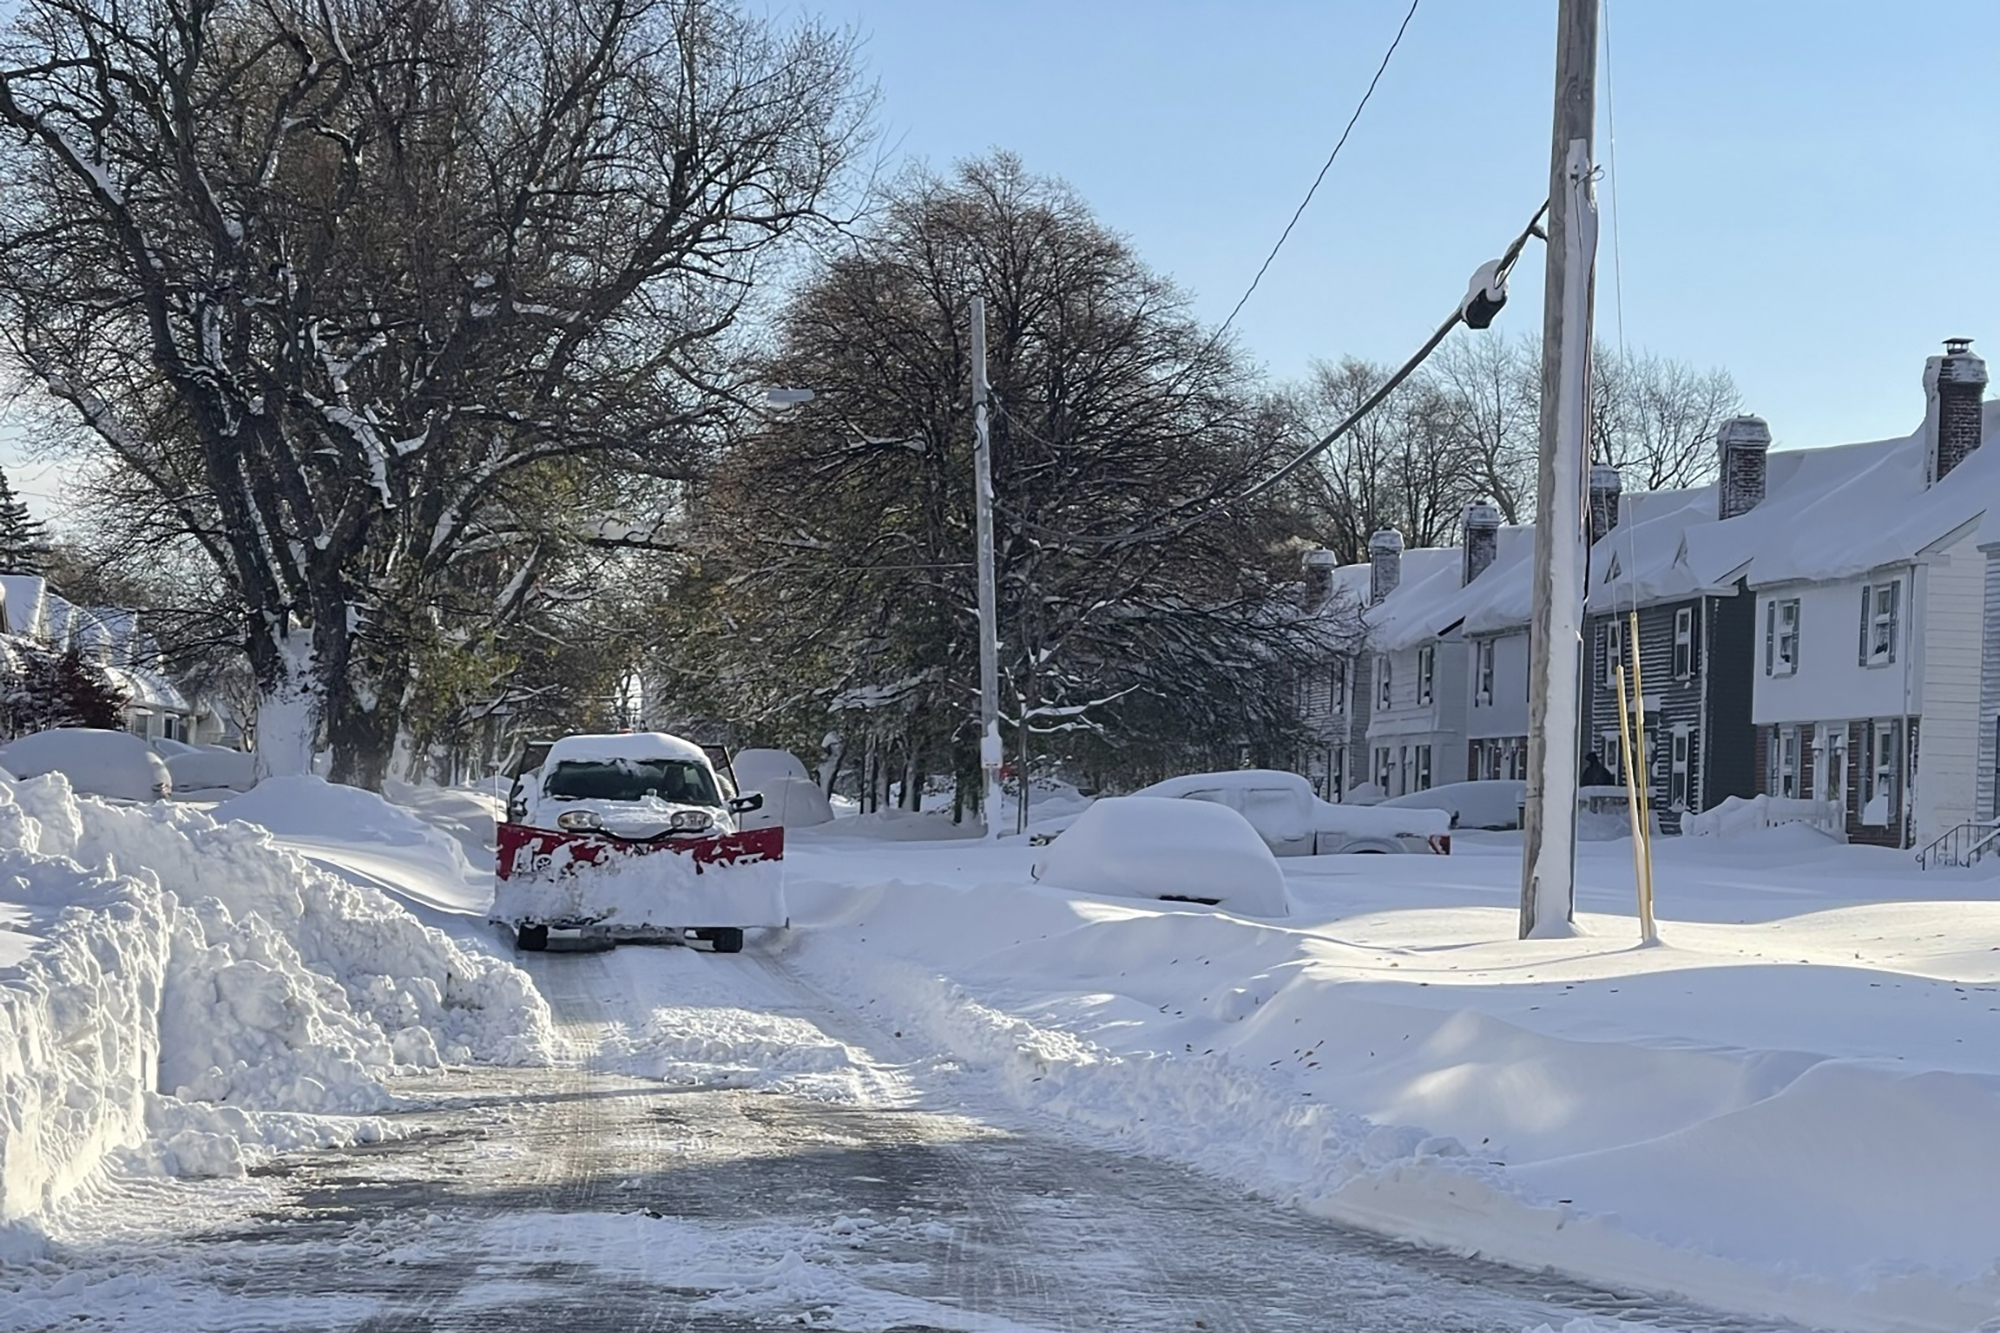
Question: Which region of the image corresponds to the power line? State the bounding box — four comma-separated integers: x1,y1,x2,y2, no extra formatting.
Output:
993,200,1550,549
1208,0,1424,349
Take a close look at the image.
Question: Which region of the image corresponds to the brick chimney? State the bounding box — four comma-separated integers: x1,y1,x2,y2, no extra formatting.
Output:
1588,466,1623,543
1300,548,1338,612
1716,415,1772,520
1368,530,1403,606
1926,338,1987,484
1461,502,1500,585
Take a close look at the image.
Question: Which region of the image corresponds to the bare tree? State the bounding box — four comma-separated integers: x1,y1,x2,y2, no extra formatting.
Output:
0,0,868,785
1427,332,1539,523
654,155,1328,799
1592,347,1742,491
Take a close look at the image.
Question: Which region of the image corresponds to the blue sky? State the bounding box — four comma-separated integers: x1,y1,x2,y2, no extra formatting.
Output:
6,0,1995,517
832,0,1998,452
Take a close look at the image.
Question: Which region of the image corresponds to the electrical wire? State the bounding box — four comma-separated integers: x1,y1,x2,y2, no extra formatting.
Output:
1207,0,1424,352
993,199,1550,549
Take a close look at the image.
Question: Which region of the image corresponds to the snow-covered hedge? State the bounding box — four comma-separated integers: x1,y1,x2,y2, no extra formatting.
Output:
0,772,553,1245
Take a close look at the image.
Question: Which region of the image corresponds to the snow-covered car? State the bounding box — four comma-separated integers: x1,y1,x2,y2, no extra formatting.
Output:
0,727,172,802
491,732,783,953
1376,779,1527,831
1031,796,1290,917
730,748,833,830
163,744,258,797
1127,770,1450,855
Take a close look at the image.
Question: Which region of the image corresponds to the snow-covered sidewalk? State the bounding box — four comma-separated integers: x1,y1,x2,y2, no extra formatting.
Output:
776,825,2000,1333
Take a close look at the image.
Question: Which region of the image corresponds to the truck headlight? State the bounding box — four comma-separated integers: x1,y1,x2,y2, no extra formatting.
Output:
556,809,603,831
669,809,713,832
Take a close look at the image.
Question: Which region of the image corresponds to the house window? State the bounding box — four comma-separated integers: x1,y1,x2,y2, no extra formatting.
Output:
1374,747,1391,790
1600,728,1623,783
1397,745,1410,796
1475,640,1495,706
1330,745,1347,801
1672,607,1694,679
1860,580,1900,667
1413,744,1432,792
1416,645,1435,706
1669,725,1691,809
1376,655,1392,710
1331,659,1347,715
1863,719,1900,824
1603,620,1624,689
1768,725,1800,799
1762,598,1801,677
1506,738,1526,781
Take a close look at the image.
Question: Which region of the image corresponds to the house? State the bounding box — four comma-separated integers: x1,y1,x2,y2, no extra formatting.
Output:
1737,341,1997,850
1581,454,1762,834
0,573,205,743
1428,505,1538,782
1296,552,1373,801
1360,530,1474,798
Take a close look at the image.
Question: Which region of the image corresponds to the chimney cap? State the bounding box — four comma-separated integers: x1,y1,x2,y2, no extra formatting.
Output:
1300,548,1339,570
1462,500,1501,527
1937,338,1989,387
1368,529,1404,553
1589,465,1623,491
1717,414,1772,451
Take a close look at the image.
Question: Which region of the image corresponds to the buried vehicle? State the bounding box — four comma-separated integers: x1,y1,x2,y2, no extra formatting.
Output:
491,733,785,953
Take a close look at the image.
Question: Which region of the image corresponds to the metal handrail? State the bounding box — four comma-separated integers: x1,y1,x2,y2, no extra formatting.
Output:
1916,820,2000,869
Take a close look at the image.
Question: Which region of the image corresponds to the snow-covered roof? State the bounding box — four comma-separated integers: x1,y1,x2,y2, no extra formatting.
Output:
1364,546,1468,652
104,665,189,714
544,731,712,768
1590,399,2000,604
0,574,46,639
1440,525,1536,639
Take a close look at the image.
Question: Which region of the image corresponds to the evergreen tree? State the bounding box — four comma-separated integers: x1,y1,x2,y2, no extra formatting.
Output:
0,469,49,575
4,645,127,734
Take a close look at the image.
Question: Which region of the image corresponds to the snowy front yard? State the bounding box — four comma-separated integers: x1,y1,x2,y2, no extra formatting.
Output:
2,773,1996,1332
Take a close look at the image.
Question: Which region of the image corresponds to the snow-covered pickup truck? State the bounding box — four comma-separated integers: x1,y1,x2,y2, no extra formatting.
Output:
1128,770,1452,856
490,732,785,953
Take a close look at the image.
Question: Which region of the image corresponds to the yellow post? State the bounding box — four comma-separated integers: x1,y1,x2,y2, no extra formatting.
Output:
1626,610,1657,942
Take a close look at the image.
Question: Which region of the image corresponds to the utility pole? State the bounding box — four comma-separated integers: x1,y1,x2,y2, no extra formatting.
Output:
971,296,1005,838
1520,0,1599,938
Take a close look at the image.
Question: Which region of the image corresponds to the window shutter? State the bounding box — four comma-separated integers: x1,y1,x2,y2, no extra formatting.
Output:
1886,581,1901,664
1858,585,1871,665
1792,601,1801,671
1765,602,1775,675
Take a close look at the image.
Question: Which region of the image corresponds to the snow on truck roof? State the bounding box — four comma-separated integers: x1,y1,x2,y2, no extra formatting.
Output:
543,732,712,767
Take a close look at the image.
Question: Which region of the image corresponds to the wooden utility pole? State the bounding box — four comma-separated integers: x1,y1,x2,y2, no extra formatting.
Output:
1520,0,1599,938
970,296,1005,838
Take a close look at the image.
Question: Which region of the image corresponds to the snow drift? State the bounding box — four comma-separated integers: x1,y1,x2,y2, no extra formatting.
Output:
0,771,553,1247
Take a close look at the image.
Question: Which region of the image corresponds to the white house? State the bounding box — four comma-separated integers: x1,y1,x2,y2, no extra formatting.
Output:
0,573,204,743
1360,531,1473,798
1739,343,1996,850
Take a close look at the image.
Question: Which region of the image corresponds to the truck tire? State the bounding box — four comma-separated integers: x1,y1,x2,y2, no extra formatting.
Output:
703,927,744,954
516,923,549,952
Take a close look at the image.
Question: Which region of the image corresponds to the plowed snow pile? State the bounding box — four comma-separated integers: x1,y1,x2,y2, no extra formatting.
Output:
0,773,552,1252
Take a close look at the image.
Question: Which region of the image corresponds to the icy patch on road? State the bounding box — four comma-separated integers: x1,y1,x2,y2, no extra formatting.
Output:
0,773,554,1249
454,1210,1060,1332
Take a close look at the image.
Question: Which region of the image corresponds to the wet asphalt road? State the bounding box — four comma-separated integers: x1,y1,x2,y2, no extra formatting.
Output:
0,946,1812,1333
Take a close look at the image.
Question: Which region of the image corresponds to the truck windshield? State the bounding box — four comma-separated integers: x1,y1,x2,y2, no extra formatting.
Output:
542,758,720,807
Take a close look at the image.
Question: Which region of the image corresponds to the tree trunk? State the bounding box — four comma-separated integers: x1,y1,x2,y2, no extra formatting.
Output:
251,629,318,779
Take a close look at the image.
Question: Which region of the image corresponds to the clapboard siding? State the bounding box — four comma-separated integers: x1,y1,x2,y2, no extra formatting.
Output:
1915,547,1983,844
1585,591,1755,833
1979,546,2000,822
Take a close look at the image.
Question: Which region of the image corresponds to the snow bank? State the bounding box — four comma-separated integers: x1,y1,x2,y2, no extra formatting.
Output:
1030,796,1290,917
1682,793,1845,840
0,772,552,1244
779,835,2000,1333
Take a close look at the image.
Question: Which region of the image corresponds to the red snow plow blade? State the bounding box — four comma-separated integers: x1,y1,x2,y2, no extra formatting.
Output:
495,823,784,882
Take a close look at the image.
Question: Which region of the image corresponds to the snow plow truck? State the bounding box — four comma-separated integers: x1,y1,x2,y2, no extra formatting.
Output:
491,732,786,953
